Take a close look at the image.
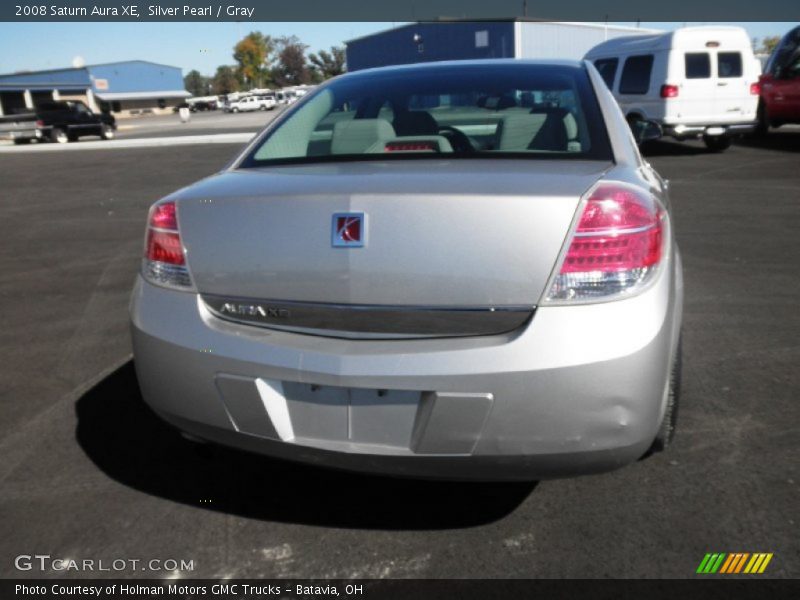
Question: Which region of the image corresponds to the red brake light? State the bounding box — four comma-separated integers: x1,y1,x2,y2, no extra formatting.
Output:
750,82,761,95
146,230,185,265
149,201,178,230
546,183,665,302
660,84,679,98
142,201,192,287
35,119,44,127
384,141,437,152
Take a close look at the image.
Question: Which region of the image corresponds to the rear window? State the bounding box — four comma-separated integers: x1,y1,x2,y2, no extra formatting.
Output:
241,64,613,166
619,55,653,95
718,52,743,78
685,53,711,79
593,58,619,88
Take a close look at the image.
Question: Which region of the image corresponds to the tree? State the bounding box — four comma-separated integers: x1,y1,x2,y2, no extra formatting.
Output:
233,31,273,89
183,69,208,97
212,65,240,95
271,35,311,87
758,36,781,56
308,46,346,81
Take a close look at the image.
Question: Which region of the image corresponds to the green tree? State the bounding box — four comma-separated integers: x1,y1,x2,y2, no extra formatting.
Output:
233,31,273,89
271,35,311,87
308,46,346,81
183,69,209,97
212,65,240,95
759,36,781,56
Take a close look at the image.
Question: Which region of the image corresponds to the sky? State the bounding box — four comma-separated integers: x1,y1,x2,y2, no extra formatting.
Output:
0,21,795,76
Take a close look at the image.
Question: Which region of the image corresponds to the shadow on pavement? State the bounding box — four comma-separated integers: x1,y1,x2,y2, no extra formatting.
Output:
76,361,535,530
736,130,800,153
639,139,709,157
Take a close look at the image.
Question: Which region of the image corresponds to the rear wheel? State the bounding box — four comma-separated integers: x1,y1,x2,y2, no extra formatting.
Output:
703,135,731,152
647,337,683,456
50,127,68,144
13,138,31,145
755,100,770,136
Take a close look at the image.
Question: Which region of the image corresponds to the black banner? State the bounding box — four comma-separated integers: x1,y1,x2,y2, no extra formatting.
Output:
3,579,800,600
1,0,799,22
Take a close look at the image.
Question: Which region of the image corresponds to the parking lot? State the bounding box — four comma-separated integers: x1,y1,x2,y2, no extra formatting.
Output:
0,129,798,579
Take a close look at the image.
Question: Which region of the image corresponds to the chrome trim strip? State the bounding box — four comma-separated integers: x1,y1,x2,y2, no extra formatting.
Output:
201,294,535,339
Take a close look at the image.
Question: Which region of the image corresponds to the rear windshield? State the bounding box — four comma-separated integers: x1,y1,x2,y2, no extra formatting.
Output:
718,52,743,78
685,53,711,79
241,64,612,166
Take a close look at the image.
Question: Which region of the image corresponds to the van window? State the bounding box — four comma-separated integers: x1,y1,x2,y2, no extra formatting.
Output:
685,53,711,79
718,52,743,78
593,58,619,88
619,55,653,95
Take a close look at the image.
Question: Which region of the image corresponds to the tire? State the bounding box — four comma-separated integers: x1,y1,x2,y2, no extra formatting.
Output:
647,337,683,456
755,101,770,136
13,138,31,145
50,127,68,144
703,135,731,152
232,107,239,113
99,124,115,140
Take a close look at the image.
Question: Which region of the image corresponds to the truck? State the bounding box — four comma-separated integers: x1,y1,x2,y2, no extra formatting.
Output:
0,100,116,144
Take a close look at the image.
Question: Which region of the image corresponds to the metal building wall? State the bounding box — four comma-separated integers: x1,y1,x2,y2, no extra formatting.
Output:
0,67,91,91
87,61,184,94
346,22,516,71
517,22,662,60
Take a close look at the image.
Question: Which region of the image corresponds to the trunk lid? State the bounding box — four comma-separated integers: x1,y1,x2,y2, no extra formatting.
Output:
175,160,609,335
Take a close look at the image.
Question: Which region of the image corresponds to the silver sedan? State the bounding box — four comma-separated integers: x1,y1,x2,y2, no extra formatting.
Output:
130,60,683,480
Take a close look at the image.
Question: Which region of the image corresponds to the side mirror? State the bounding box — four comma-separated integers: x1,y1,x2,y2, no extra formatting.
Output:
631,119,662,145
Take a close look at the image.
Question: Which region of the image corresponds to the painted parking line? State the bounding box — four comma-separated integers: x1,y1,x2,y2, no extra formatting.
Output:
0,132,256,153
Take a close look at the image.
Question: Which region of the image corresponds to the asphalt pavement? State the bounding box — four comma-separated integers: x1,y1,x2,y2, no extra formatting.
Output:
0,132,798,579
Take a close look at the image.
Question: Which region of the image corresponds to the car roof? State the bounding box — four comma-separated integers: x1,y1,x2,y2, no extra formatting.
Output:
585,26,751,56
343,58,586,80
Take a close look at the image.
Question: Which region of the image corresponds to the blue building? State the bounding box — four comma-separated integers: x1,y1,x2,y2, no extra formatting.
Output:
346,20,661,72
0,60,189,117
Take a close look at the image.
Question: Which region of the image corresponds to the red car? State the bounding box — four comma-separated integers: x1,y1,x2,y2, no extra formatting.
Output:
757,26,800,133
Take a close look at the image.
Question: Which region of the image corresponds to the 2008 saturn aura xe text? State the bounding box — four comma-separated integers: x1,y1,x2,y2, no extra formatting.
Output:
130,60,684,480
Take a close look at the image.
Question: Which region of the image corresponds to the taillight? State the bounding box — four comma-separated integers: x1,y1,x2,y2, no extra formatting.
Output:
660,84,679,98
35,119,44,127
142,200,193,288
750,82,761,95
545,182,665,303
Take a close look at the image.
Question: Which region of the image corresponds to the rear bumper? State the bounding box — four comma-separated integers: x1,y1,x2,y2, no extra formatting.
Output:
0,127,41,140
130,255,682,481
663,121,757,138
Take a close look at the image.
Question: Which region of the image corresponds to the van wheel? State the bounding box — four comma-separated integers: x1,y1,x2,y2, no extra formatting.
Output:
51,127,69,144
644,337,683,457
703,135,731,152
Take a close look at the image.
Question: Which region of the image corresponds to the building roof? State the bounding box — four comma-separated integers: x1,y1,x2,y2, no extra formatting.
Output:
345,19,661,45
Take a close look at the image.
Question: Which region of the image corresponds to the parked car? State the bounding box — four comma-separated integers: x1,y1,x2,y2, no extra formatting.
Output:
255,94,277,110
224,96,263,113
0,100,115,144
0,110,45,144
757,25,800,133
586,26,761,152
131,60,683,481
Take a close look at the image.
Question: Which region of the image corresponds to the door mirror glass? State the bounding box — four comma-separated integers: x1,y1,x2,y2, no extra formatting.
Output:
631,119,662,145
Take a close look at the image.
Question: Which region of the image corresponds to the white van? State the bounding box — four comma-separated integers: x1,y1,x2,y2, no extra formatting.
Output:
585,26,761,151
